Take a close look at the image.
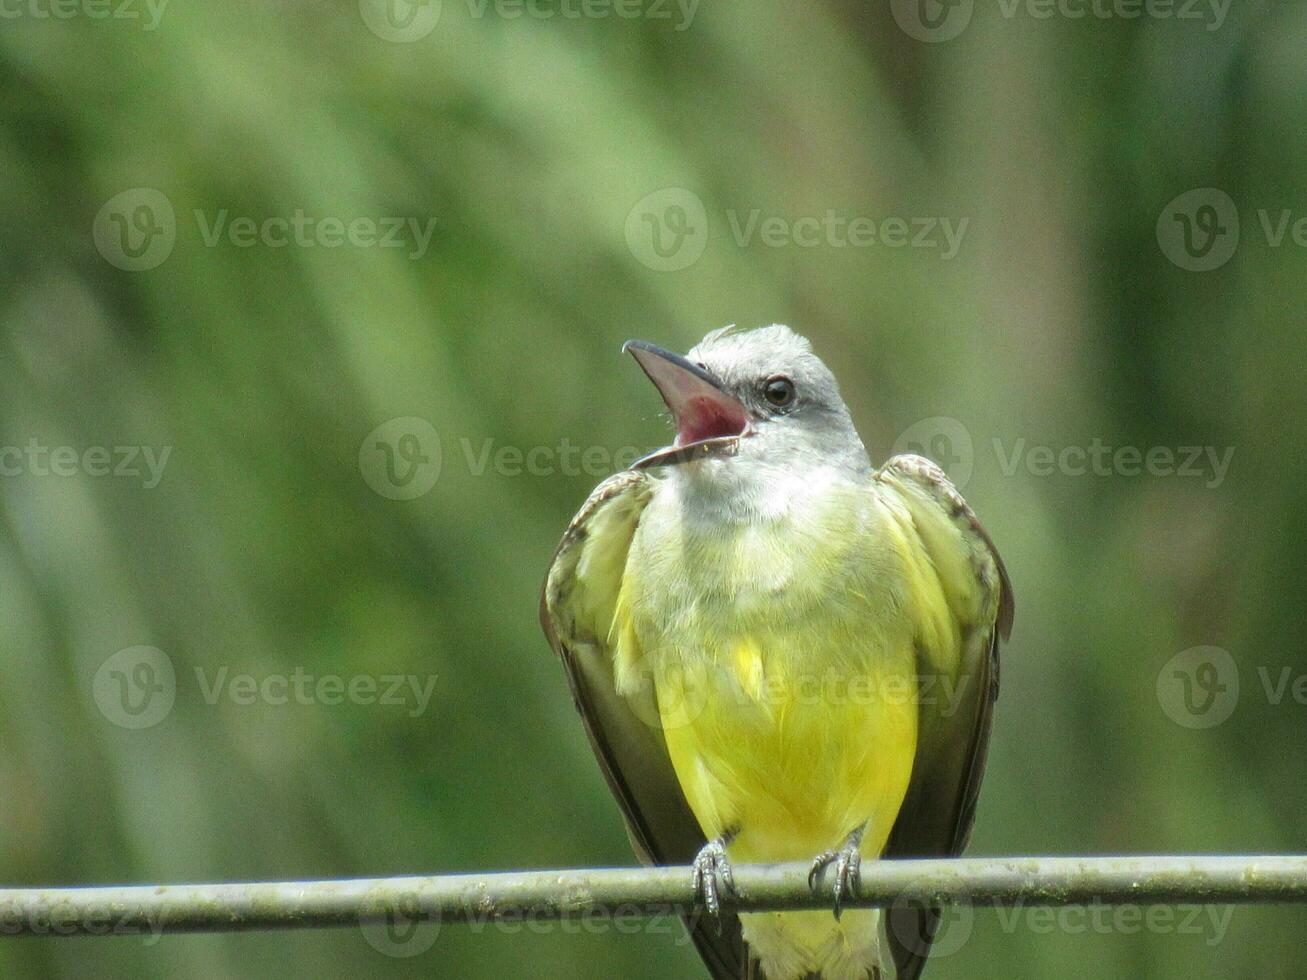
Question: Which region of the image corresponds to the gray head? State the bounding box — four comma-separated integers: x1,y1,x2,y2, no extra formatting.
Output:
623,324,869,478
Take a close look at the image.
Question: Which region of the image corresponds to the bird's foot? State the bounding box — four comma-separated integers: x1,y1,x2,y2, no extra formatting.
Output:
691,828,738,926
807,823,865,920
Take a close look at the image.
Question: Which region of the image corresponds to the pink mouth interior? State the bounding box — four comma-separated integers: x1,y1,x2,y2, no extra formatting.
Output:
673,396,750,446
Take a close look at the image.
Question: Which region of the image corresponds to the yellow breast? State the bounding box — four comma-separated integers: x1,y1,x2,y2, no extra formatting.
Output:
615,479,920,863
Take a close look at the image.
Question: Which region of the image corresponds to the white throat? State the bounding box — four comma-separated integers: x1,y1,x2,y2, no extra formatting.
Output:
662,456,857,527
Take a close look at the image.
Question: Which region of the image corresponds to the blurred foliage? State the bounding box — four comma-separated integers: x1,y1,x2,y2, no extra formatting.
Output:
0,1,1305,977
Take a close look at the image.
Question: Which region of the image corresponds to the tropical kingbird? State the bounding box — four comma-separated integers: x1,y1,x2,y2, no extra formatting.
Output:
541,325,1012,980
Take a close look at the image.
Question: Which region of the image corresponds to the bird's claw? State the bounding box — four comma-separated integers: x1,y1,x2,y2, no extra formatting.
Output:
691,831,737,926
808,824,865,920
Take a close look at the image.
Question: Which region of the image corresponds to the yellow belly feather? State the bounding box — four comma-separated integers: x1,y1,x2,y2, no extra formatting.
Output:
652,632,918,863
613,485,936,979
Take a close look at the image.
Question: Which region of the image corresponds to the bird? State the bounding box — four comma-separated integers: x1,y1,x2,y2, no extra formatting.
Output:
540,324,1012,980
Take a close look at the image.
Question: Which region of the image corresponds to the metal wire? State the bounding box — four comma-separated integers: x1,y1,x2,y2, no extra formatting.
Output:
1,855,1304,938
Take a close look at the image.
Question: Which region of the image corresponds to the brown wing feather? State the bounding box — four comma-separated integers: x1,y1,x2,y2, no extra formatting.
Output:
540,471,753,980
876,456,1013,980
542,458,1012,980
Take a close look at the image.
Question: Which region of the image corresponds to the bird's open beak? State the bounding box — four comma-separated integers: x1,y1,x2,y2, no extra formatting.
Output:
623,340,752,469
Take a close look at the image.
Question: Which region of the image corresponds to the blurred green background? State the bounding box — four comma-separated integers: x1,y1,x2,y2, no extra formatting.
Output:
1,0,1304,977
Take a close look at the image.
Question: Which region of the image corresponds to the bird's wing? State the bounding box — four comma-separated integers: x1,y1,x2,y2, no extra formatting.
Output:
873,455,1014,980
540,470,752,980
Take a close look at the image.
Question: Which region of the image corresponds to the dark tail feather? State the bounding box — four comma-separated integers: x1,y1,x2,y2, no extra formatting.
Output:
887,904,944,980
683,909,752,980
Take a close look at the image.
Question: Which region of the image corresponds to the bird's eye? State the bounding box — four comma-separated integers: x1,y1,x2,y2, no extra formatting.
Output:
763,376,796,408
